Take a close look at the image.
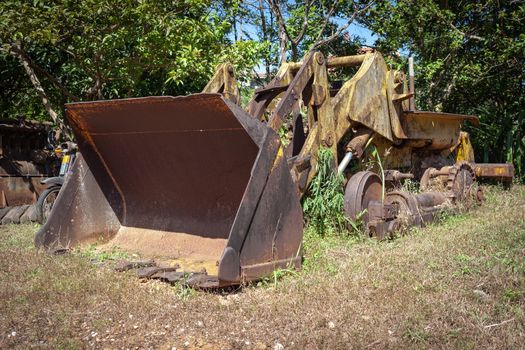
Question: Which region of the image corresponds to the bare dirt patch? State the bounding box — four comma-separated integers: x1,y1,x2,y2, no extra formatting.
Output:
1,186,524,349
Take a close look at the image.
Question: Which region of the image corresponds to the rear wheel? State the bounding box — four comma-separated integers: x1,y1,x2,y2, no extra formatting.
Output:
344,171,382,232
36,186,61,224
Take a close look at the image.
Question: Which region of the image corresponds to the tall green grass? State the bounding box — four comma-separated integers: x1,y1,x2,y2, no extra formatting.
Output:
302,147,348,235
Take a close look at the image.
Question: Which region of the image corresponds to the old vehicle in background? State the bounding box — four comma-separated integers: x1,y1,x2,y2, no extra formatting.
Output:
36,141,77,224
0,119,60,224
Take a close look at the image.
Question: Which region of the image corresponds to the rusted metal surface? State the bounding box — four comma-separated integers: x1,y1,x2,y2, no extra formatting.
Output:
343,171,382,226
404,111,480,126
238,151,303,282
384,191,421,230
455,131,475,162
332,52,395,142
202,63,240,104
345,165,477,239
19,204,38,223
344,128,373,158
36,94,304,287
0,177,47,207
34,153,121,248
1,205,29,224
446,161,477,202
473,163,514,182
71,95,258,238
384,170,414,183
0,119,58,223
267,51,485,187
402,112,474,151
420,161,480,203
365,190,448,239
289,54,366,71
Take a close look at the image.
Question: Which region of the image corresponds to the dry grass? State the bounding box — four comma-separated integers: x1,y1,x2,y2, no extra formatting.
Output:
1,186,524,349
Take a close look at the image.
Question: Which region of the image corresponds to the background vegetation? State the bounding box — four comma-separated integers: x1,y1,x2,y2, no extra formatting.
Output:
1,0,523,177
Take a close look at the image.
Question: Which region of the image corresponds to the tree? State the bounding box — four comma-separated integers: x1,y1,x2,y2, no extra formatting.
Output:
0,0,264,133
362,0,525,178
221,0,374,77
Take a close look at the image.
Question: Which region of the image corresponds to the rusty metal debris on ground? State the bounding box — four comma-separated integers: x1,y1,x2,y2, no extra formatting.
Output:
35,51,514,288
113,260,219,288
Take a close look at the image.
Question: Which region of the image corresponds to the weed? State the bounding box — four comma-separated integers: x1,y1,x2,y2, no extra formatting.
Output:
503,288,522,302
173,281,196,301
413,282,424,293
402,178,421,194
75,244,129,262
258,267,299,288
369,146,385,202
278,124,290,147
14,295,28,305
302,147,351,235
455,253,472,264
438,210,466,227
239,87,254,108
403,324,430,343
26,267,41,278
256,267,299,288
453,253,482,276
272,267,298,286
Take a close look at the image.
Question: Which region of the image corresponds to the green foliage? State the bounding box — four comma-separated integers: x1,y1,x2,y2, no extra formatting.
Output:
0,0,263,120
256,267,298,288
220,40,267,84
172,280,197,301
239,86,255,108
224,0,367,76
402,179,420,194
302,147,348,235
277,124,290,147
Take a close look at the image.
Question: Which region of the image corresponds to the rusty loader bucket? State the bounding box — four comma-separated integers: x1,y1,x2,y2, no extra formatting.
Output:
35,94,303,287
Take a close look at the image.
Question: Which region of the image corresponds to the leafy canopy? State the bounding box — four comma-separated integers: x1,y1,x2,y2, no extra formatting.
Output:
362,0,525,177
0,0,264,120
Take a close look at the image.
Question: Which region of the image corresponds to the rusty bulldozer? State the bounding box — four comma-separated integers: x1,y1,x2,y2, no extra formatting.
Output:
36,53,514,287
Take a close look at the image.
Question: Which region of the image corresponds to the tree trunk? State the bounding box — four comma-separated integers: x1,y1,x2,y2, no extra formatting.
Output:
291,43,298,62
258,0,271,77
9,42,67,140
278,28,287,65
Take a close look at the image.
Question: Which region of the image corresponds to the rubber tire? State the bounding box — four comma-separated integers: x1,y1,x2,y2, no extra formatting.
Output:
36,186,61,224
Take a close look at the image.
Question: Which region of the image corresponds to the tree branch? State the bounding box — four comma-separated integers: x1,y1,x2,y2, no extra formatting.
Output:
266,0,294,43
266,0,294,63
449,22,484,41
311,0,375,50
292,0,313,45
7,42,68,139
312,0,344,45
8,45,79,102
258,0,272,76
